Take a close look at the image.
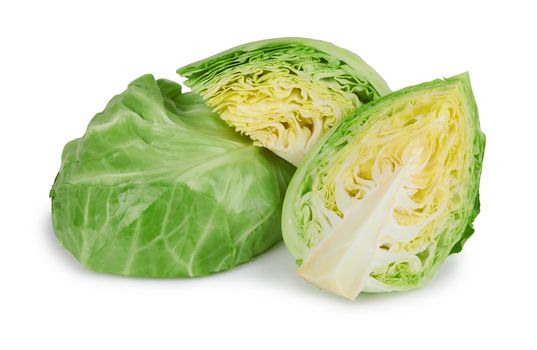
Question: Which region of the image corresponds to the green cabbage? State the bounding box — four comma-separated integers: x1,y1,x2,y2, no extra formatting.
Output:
282,73,485,299
178,37,390,166
50,75,294,277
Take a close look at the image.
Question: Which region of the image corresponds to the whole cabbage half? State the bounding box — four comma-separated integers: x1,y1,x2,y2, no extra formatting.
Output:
50,75,294,277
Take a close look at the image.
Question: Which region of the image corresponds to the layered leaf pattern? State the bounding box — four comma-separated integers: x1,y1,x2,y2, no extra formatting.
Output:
178,38,390,166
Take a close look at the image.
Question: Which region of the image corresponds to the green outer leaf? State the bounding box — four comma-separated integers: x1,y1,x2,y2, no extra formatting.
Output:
50,74,295,277
282,72,485,290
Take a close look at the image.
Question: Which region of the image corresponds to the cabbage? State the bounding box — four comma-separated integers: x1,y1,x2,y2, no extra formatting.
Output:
282,73,485,299
50,75,294,277
178,37,390,166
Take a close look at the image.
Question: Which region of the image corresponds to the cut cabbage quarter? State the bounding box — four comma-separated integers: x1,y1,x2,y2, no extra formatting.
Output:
178,38,390,166
282,73,485,300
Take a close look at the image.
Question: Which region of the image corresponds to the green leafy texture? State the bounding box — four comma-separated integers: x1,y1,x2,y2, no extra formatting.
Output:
50,75,295,277
282,73,485,299
178,37,390,166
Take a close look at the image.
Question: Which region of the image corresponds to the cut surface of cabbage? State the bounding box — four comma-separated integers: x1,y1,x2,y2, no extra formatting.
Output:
178,38,390,166
282,73,485,299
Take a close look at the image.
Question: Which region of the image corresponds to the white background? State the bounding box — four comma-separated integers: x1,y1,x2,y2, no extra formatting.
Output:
1,1,536,349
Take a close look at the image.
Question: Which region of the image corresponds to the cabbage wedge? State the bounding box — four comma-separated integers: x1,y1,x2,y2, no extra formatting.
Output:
50,75,294,277
282,73,485,299
178,38,390,166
